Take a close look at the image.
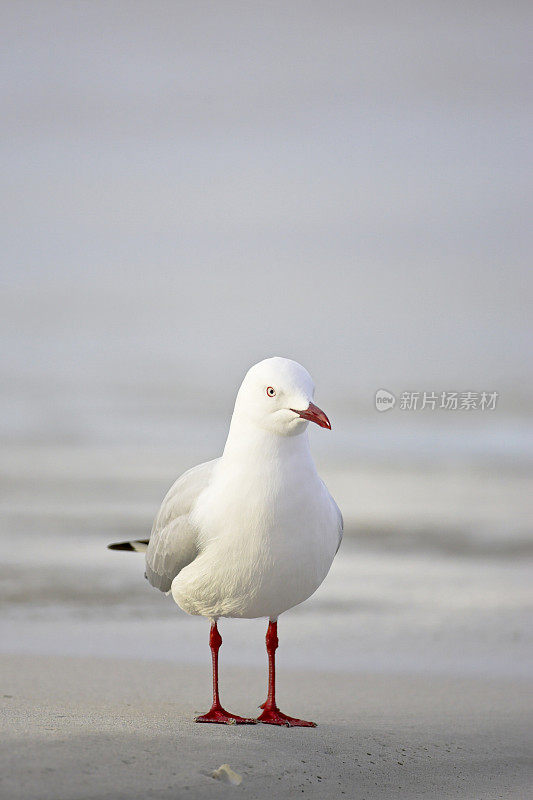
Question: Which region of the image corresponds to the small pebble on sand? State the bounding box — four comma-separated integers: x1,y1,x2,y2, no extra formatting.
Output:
211,764,243,786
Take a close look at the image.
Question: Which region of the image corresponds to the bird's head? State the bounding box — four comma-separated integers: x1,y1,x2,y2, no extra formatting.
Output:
233,357,331,437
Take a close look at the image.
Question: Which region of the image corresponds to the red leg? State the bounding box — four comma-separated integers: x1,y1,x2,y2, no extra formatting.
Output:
257,620,316,727
195,621,256,724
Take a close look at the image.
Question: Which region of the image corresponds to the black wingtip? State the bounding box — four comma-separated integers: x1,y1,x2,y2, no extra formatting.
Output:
108,539,149,552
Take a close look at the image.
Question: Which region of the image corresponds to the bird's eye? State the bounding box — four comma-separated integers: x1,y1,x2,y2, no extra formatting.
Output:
266,386,276,397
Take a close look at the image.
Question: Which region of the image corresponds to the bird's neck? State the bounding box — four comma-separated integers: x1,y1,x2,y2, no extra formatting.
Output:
221,414,315,474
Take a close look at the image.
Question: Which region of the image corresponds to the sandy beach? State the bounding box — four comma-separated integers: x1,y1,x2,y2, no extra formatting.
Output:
2,653,531,799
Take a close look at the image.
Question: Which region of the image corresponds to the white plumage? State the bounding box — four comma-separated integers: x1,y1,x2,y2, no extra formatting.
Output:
146,356,342,621
110,356,342,725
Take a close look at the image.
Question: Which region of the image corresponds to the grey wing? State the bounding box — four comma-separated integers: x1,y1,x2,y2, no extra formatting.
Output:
145,458,217,593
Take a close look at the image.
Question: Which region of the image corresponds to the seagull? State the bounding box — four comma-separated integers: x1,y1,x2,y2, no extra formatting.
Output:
109,357,342,726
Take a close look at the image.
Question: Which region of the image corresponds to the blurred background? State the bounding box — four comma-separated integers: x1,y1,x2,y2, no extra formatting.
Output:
1,1,532,678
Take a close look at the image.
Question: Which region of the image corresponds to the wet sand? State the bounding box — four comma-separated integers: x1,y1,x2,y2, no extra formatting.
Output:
2,653,531,799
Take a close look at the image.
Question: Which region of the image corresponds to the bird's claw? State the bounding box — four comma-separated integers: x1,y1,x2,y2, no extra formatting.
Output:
257,704,316,727
195,706,256,725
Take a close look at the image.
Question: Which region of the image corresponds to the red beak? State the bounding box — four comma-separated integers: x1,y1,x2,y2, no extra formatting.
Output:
291,401,331,430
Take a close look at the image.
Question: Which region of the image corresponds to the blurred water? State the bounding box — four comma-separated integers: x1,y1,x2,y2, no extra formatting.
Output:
1,1,532,425
1,529,531,679
1,443,531,678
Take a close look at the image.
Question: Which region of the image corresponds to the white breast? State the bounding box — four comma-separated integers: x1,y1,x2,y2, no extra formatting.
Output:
171,435,341,620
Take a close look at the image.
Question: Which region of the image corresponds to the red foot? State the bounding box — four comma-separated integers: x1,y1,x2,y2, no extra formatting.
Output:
257,703,316,727
195,705,256,725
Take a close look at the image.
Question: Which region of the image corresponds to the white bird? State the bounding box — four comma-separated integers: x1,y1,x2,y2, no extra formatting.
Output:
109,357,342,726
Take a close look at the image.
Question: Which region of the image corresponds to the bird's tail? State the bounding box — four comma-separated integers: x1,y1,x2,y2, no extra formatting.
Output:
107,539,149,553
